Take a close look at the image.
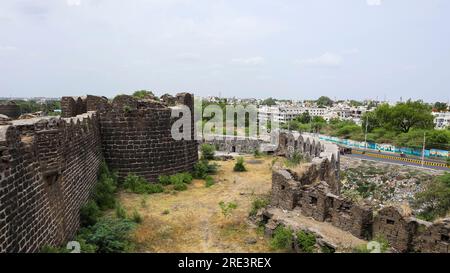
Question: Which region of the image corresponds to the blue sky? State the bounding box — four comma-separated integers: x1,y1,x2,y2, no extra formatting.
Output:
0,0,449,102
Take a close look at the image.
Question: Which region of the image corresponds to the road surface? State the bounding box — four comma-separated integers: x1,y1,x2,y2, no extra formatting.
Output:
342,150,450,171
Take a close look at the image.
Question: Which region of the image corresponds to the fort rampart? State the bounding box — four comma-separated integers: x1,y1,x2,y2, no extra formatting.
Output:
0,93,198,252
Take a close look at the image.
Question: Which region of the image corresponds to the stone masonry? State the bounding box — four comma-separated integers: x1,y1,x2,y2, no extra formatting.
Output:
265,132,450,253
0,92,198,253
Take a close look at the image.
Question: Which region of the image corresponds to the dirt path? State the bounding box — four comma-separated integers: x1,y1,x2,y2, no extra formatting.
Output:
119,156,275,253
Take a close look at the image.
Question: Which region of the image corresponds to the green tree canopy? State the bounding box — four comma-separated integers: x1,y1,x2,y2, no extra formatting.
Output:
295,111,312,124
434,102,448,112
316,96,333,107
390,100,434,133
261,97,277,106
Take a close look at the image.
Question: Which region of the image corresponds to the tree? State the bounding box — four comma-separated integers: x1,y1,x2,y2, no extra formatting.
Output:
389,100,434,133
413,173,450,221
311,116,326,133
261,97,277,106
295,111,312,124
316,96,333,107
434,102,448,112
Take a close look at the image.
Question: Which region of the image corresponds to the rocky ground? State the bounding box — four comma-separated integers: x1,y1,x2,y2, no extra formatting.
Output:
340,157,443,211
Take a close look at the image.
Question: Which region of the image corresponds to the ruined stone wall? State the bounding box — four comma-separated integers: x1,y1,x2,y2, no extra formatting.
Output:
0,113,102,253
60,93,198,183
98,93,198,182
60,97,87,118
203,135,265,154
0,102,21,119
269,166,449,252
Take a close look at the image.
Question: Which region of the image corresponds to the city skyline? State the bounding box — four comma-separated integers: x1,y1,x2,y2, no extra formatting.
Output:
1,0,450,102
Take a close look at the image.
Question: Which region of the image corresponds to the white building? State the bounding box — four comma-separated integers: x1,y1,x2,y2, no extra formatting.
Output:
433,112,450,129
258,105,330,124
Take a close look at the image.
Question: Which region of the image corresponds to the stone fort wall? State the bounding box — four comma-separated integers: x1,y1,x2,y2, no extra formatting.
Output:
265,132,449,253
0,93,198,252
0,113,102,252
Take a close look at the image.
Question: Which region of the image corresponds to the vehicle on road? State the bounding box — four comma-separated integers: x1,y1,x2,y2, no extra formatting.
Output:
339,147,352,155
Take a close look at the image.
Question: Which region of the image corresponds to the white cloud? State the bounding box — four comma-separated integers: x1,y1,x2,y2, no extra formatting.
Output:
67,0,82,7
231,56,265,65
296,52,343,67
367,0,382,6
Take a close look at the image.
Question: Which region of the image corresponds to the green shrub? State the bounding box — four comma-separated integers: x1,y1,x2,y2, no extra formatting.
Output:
270,225,293,250
94,173,117,210
40,245,69,253
78,217,136,253
249,197,269,216
286,151,303,167
206,162,219,174
115,203,127,219
80,200,101,227
73,238,98,253
123,173,164,194
219,201,238,218
233,157,247,172
205,176,215,187
200,144,216,160
193,160,218,179
296,230,316,253
253,149,262,158
193,160,209,179
131,209,143,223
158,175,171,185
173,181,188,191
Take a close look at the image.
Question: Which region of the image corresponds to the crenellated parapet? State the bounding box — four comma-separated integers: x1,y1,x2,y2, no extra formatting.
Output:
0,112,102,253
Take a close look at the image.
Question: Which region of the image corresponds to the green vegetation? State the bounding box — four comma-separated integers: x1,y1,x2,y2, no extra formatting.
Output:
131,209,143,224
434,102,448,112
123,174,164,194
270,225,293,250
296,230,316,253
285,151,303,167
354,235,390,253
93,162,118,210
413,172,450,221
132,90,155,99
200,143,216,160
205,176,215,187
249,197,270,216
218,201,238,218
283,100,450,152
158,172,193,186
1,99,61,116
316,96,333,107
76,217,136,253
261,97,277,106
80,200,101,227
193,160,218,179
233,157,247,172
115,203,127,219
253,149,263,158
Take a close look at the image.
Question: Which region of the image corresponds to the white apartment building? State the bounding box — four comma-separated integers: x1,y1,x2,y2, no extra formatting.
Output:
433,112,450,129
258,105,329,124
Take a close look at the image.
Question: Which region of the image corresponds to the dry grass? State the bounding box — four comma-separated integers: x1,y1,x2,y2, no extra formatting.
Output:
119,155,276,253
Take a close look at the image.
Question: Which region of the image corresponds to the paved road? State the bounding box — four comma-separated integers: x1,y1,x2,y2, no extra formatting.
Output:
342,151,450,171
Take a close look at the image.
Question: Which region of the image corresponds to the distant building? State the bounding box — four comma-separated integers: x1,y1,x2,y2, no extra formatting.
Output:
433,112,450,129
